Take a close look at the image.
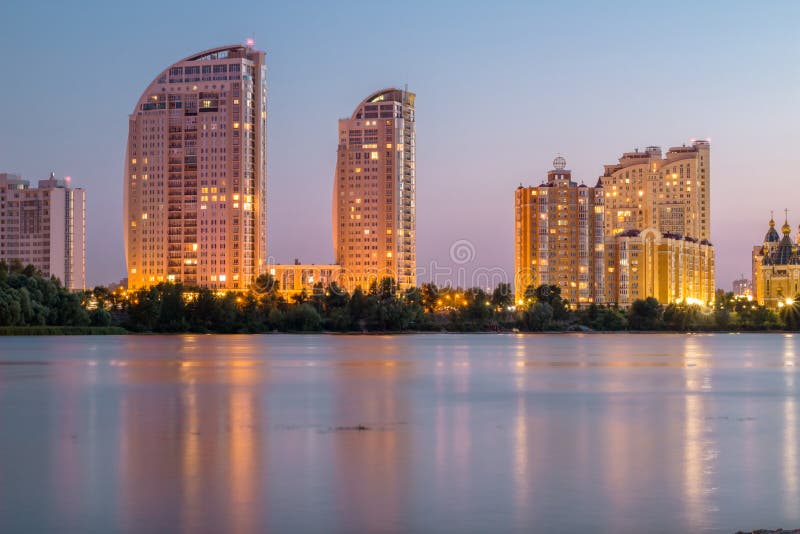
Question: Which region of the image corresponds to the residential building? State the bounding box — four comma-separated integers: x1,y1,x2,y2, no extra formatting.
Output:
514,141,716,308
0,172,85,290
124,44,267,290
332,88,416,292
514,157,605,306
604,229,715,307
598,140,711,240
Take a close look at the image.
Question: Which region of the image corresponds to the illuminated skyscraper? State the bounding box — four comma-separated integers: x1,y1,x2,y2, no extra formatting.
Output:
514,157,605,306
333,88,416,291
0,172,85,290
124,44,267,290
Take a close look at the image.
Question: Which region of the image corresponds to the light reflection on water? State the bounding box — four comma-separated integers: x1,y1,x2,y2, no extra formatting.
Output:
0,333,798,533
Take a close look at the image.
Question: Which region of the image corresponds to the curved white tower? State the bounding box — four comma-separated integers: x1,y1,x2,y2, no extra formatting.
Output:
125,44,267,290
332,88,416,291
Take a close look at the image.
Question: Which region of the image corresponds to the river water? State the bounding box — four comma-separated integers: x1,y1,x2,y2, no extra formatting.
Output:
0,333,797,533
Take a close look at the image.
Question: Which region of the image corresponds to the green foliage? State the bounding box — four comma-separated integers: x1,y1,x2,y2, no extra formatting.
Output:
6,262,792,335
524,301,553,331
628,297,664,330
579,304,628,331
0,261,89,327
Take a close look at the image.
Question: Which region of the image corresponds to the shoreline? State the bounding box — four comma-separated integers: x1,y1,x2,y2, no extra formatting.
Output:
0,327,793,337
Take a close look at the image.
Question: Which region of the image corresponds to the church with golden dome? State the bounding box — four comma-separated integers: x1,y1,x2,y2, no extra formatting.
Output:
752,212,800,309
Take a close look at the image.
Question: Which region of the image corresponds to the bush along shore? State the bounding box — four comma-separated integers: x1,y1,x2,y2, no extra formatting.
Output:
0,262,794,334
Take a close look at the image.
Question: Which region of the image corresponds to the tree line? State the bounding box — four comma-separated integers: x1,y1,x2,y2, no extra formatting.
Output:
0,261,793,333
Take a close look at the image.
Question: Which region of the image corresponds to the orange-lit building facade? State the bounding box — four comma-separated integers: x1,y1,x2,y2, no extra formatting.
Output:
333,88,416,292
604,229,715,308
514,141,716,308
514,158,605,306
598,140,711,241
125,44,267,290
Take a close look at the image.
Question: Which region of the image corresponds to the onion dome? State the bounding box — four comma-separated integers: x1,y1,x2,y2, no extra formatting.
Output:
765,217,780,243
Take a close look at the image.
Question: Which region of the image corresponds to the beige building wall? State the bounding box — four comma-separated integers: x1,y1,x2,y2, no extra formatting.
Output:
0,173,86,290
125,44,267,291
332,88,416,292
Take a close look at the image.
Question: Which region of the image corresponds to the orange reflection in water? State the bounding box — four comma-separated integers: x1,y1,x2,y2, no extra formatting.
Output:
333,356,411,532
682,336,718,530
115,336,266,533
782,336,798,522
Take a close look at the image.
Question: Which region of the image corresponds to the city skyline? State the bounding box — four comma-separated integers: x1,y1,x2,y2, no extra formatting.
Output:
1,1,798,288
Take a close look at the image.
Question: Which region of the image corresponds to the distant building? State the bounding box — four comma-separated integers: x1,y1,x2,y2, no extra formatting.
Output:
266,264,342,299
333,88,416,292
514,157,605,306
732,277,752,297
0,172,86,290
752,215,800,309
125,44,267,291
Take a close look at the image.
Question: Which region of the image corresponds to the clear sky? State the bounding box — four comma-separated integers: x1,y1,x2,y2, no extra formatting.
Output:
1,0,798,289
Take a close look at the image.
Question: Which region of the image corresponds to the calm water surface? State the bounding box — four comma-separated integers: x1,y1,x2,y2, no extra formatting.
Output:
0,333,797,533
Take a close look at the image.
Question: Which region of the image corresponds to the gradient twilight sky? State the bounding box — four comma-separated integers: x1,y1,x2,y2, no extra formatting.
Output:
1,0,798,289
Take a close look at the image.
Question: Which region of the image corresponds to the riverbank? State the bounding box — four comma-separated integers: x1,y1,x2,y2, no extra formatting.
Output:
0,326,128,336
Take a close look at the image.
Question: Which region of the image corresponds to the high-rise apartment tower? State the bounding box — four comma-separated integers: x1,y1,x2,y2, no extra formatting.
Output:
124,44,267,290
514,157,605,306
333,88,416,291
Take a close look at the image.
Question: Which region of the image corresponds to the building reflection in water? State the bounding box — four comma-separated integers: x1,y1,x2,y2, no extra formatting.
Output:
782,335,798,522
116,336,266,533
682,335,718,531
333,343,412,532
7,333,800,532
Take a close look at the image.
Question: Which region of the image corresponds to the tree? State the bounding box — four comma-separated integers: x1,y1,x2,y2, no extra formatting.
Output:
491,283,513,310
628,298,663,330
524,302,553,331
